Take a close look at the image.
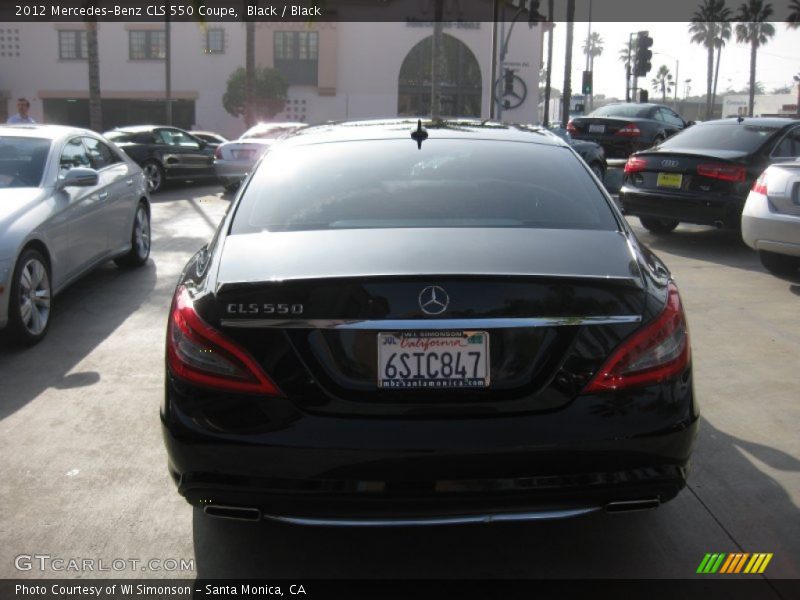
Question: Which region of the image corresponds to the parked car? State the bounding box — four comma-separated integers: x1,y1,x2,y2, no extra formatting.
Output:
190,131,228,149
104,125,215,193
163,119,697,525
0,124,150,345
568,103,692,159
214,122,307,191
742,160,800,275
620,117,800,233
546,124,607,180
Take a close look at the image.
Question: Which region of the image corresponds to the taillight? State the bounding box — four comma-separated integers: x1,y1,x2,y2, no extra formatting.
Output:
582,282,690,393
751,172,768,195
615,123,641,137
166,286,282,395
566,121,578,135
696,163,746,182
213,146,223,160
624,156,648,174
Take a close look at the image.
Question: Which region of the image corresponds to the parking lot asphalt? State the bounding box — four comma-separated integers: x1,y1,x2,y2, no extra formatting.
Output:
1,184,798,584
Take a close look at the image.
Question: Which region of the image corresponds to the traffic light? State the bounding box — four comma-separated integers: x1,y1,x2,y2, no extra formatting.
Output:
528,0,546,26
634,31,653,77
504,68,515,95
582,71,593,95
639,89,649,103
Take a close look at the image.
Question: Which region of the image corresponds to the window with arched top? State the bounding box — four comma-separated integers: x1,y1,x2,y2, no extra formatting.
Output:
398,34,482,118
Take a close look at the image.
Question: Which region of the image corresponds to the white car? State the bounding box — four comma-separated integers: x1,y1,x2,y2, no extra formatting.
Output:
742,160,800,276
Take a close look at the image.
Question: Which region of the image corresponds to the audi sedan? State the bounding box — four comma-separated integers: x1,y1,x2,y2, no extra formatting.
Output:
0,125,150,345
163,119,698,525
620,118,800,234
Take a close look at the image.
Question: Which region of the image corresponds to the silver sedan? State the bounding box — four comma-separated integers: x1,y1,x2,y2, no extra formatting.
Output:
742,160,800,276
0,124,151,345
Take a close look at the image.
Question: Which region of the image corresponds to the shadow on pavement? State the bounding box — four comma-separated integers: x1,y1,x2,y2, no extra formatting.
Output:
0,260,158,421
634,225,764,274
191,419,799,580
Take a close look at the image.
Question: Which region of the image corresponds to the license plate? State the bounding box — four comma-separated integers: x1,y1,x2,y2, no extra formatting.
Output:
232,149,255,160
657,172,683,189
377,331,490,389
588,124,605,134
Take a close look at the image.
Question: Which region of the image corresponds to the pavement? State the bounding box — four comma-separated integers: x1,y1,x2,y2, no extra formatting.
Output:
0,183,798,584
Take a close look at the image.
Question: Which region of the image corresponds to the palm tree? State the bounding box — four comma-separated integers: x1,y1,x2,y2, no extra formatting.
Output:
711,20,733,115
735,0,775,116
651,65,675,103
787,0,800,27
581,32,603,110
85,19,101,131
618,39,637,101
582,31,604,69
689,0,732,119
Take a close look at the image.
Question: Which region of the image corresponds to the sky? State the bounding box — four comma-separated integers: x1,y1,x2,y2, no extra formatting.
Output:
546,21,799,100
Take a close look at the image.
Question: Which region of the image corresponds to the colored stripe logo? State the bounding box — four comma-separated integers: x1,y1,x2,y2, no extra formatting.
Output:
697,553,773,574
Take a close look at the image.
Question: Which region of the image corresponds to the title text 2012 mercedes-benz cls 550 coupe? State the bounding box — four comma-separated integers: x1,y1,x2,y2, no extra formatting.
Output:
162,119,698,526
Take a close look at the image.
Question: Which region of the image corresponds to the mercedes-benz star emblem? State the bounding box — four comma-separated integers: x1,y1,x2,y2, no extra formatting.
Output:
419,286,449,315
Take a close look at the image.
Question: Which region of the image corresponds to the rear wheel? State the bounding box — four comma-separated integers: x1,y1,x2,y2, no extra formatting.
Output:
7,248,52,345
142,160,164,193
758,250,800,276
639,217,679,234
115,202,151,268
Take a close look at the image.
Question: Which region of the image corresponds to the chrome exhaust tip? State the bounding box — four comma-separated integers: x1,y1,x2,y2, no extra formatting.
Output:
604,498,660,513
203,504,262,521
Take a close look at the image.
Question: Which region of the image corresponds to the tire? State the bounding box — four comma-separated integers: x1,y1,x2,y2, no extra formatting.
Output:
758,250,800,276
639,217,679,234
7,248,52,346
142,160,164,194
115,202,151,268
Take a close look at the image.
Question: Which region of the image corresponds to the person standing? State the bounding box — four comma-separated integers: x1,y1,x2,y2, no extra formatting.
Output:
7,98,36,124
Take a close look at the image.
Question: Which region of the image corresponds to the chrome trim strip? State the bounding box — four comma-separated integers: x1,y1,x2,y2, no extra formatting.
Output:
220,316,642,330
262,507,600,527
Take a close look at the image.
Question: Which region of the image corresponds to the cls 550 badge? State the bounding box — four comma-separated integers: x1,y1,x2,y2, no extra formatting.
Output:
227,303,304,315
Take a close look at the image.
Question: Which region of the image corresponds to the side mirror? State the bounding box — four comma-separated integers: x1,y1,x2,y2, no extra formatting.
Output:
686,121,696,128
57,167,98,189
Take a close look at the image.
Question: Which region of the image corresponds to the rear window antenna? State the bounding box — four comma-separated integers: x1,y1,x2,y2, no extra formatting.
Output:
411,119,428,149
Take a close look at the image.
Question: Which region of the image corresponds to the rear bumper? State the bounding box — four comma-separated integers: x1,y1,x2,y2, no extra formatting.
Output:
620,186,745,227
162,372,699,522
214,159,252,182
741,199,800,257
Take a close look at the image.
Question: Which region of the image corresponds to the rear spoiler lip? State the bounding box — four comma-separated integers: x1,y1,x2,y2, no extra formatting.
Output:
215,273,644,296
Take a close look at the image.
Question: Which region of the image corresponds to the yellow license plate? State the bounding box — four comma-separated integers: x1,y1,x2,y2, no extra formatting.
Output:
657,173,683,189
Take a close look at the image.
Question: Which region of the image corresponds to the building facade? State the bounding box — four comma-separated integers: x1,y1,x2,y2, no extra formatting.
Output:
1,20,543,137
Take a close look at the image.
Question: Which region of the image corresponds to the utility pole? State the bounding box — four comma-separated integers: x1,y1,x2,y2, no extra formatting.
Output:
542,0,554,125
430,0,443,119
584,0,592,112
165,1,172,125
561,0,574,128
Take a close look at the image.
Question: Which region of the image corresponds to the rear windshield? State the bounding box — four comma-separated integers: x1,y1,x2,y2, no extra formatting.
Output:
0,136,51,188
660,122,780,152
589,105,652,118
230,139,618,233
241,126,302,140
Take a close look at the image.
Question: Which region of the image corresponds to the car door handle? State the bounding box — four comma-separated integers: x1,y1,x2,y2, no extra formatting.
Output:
126,179,134,186
98,191,109,199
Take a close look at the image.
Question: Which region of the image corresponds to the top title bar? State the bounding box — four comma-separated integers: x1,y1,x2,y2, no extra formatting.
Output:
0,0,797,23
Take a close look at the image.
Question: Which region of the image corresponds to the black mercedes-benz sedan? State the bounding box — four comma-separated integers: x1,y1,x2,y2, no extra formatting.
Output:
568,103,691,159
620,117,800,233
162,119,698,526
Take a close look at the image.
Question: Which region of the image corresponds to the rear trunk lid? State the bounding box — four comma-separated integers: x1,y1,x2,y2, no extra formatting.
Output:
205,228,649,416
